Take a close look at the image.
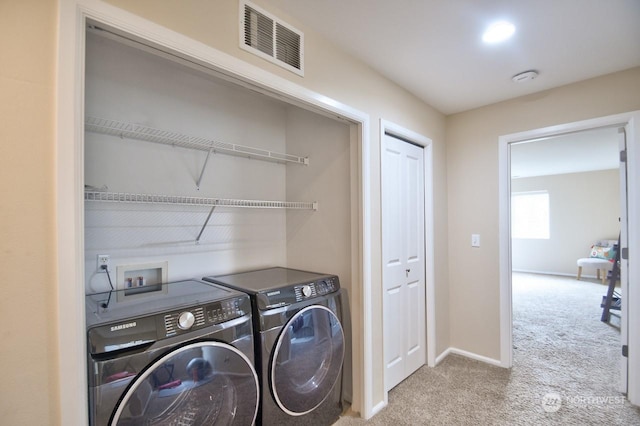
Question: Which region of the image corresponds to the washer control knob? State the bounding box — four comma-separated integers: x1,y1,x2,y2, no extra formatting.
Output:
302,285,312,297
178,311,195,330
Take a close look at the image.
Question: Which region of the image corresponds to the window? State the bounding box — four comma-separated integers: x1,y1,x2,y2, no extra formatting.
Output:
511,191,550,239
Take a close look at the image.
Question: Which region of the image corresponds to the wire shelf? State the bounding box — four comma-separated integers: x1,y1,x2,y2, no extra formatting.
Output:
85,191,318,210
85,116,309,166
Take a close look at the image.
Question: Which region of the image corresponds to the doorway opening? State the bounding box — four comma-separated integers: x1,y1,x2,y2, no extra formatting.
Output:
509,126,624,401
498,111,640,407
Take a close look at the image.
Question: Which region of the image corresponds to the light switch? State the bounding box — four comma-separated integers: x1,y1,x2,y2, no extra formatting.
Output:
471,234,480,248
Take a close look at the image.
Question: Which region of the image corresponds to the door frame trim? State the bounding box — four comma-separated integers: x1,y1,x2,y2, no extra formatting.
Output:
57,1,374,424
498,111,640,406
380,119,435,403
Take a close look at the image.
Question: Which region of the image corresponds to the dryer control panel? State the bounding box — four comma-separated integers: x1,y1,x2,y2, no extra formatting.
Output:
258,276,340,310
294,277,339,301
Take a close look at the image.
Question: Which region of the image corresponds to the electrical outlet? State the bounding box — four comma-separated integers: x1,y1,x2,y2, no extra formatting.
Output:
97,254,110,272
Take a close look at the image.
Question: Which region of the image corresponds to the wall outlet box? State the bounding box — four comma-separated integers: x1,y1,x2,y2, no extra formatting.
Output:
97,254,110,272
471,234,481,248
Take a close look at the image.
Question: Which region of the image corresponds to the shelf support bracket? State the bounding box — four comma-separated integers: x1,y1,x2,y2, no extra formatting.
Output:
196,205,217,244
196,148,214,190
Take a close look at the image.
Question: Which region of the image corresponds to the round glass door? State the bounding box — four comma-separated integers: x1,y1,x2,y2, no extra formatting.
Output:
111,341,259,425
271,305,345,416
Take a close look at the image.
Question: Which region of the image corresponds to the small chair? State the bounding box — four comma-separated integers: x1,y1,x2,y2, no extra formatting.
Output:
576,240,618,284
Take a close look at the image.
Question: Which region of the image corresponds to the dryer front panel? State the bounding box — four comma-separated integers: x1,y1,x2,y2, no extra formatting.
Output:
270,305,345,416
110,341,259,426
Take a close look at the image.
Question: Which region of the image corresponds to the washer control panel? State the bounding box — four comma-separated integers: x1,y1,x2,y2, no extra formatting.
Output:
164,307,206,337
163,295,250,337
206,297,247,324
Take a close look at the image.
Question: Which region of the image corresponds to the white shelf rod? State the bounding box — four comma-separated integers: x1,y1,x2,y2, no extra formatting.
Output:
196,148,213,190
196,205,216,244
85,116,309,166
84,191,318,210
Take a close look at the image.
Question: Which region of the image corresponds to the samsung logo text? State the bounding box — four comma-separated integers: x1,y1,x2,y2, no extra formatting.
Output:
111,322,137,332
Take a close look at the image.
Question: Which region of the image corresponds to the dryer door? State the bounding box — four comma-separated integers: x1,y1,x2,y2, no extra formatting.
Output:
271,305,345,415
110,341,259,425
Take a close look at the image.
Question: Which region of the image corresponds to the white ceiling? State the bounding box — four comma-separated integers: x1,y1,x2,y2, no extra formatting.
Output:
269,0,640,114
510,127,620,178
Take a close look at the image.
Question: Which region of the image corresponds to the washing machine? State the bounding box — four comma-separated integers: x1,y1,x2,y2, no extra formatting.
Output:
85,279,260,425
203,267,347,426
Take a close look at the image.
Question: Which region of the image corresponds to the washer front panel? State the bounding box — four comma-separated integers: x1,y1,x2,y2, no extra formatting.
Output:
270,305,345,416
110,341,259,425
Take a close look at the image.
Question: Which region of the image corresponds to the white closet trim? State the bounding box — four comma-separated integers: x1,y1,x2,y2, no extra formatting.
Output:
57,1,373,425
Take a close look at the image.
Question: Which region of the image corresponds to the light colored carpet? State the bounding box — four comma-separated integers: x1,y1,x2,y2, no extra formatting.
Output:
335,273,640,425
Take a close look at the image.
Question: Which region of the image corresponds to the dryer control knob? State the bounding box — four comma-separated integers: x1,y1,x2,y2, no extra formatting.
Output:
302,285,312,297
178,311,195,330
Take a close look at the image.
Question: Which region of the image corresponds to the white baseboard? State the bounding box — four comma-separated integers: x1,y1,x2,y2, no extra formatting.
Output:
513,269,603,280
435,348,452,365
435,347,504,368
512,269,575,277
367,400,387,419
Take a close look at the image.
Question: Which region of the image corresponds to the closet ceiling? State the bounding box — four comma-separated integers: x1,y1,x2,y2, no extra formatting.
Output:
269,0,640,115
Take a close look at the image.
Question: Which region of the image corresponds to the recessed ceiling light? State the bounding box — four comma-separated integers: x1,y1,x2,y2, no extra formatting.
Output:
482,21,515,43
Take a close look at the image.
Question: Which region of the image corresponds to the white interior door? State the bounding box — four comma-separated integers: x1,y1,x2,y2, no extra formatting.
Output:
619,126,629,394
382,133,426,391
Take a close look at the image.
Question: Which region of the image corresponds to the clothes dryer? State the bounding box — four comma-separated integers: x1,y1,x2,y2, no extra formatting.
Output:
86,279,259,426
203,267,347,426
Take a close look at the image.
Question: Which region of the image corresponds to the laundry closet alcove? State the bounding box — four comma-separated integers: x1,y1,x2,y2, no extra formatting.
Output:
83,27,353,313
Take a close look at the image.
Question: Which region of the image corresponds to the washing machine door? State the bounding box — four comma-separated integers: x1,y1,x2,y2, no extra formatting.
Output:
271,304,345,416
110,341,259,426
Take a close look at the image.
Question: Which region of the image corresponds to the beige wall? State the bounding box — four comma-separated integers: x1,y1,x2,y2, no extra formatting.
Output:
446,67,640,360
10,0,638,423
0,0,59,424
285,107,352,287
511,170,620,276
102,0,450,410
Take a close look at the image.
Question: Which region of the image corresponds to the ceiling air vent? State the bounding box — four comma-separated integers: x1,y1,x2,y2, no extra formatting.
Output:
240,1,304,76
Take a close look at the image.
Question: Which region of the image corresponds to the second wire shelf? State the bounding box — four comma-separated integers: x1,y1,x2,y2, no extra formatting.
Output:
85,191,318,210
85,190,317,244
